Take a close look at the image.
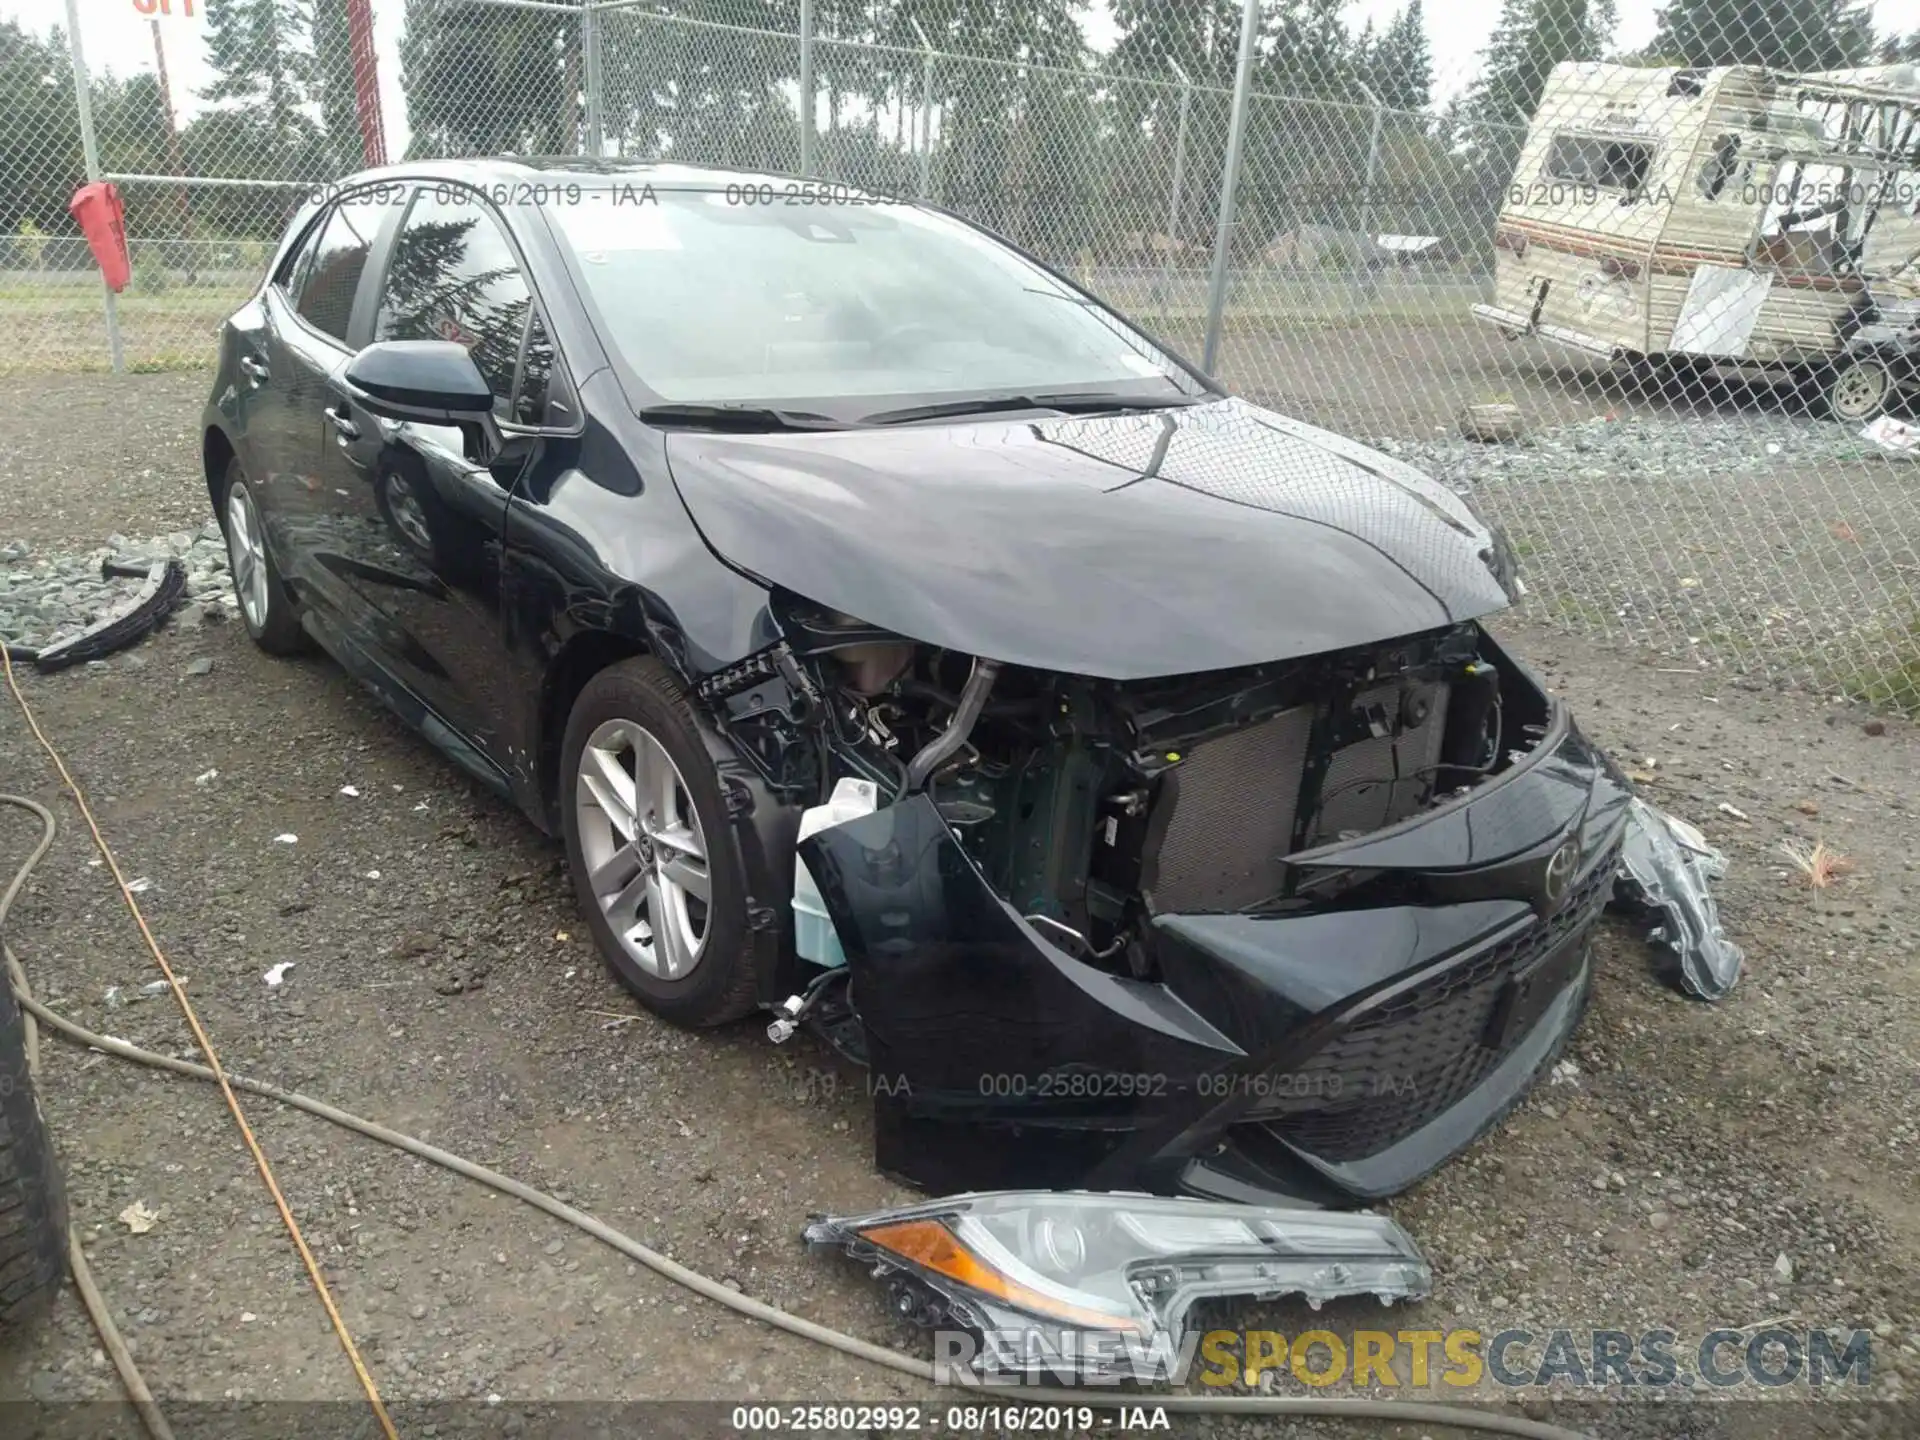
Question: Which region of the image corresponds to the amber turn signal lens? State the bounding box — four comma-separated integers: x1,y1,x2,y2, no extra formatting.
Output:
859,1219,1146,1334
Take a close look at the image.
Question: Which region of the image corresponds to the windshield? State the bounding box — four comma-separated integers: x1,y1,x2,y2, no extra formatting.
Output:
547,187,1201,414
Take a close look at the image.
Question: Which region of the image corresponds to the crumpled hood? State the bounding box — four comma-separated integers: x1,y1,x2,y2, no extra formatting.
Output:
663,396,1511,679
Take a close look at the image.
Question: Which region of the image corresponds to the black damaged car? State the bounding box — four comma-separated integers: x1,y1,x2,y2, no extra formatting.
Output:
203,159,1632,1210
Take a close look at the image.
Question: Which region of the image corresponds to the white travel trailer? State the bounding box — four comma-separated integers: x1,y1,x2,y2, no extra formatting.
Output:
1473,61,1920,419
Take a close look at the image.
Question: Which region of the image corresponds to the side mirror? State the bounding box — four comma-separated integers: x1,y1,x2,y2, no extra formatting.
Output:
342,340,493,424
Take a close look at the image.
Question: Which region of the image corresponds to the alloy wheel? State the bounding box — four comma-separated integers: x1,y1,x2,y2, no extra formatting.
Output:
573,718,712,980
225,482,271,630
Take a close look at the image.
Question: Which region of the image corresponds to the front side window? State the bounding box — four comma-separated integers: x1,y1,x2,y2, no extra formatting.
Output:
273,211,325,295
1544,133,1654,193
375,189,532,418
513,310,556,426
547,188,1199,413
295,201,377,342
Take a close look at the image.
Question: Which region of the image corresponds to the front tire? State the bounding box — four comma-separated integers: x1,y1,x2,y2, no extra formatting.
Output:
560,658,757,1027
219,459,308,655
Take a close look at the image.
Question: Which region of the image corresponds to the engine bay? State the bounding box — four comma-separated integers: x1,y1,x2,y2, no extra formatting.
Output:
698,594,1554,981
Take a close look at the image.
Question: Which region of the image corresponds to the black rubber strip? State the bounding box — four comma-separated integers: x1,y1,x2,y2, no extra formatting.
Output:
31,560,188,674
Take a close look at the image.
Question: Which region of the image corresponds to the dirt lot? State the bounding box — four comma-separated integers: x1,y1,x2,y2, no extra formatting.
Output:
0,372,1917,1439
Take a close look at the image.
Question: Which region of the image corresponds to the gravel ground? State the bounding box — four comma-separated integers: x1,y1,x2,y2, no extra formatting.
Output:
0,617,1913,1440
1384,411,1920,712
0,369,1917,1438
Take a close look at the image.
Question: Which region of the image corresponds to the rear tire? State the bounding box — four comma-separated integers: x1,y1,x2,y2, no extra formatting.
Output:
219,459,308,656
560,657,758,1028
0,959,67,1330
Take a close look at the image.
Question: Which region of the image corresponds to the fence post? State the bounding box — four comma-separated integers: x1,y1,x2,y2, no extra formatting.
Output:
798,0,815,175
1354,80,1385,312
1201,0,1260,375
62,0,123,376
1160,63,1192,313
914,19,936,200
582,0,603,156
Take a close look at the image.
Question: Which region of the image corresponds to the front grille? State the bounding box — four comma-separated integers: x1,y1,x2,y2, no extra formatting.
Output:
1245,851,1616,1162
1139,706,1314,913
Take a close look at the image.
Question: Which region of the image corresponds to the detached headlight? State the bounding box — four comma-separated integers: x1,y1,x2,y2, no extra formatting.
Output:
804,1191,1431,1383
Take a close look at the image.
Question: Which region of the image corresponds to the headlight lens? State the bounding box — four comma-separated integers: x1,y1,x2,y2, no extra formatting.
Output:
806,1191,1431,1383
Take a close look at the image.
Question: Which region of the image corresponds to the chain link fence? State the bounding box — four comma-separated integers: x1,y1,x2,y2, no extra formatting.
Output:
2,0,1917,710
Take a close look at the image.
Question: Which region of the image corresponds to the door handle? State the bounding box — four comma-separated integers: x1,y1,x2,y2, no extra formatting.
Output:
239,355,270,384
324,405,361,442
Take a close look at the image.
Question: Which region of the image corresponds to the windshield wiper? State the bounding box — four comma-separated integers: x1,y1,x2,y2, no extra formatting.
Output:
640,403,851,433
859,391,1202,426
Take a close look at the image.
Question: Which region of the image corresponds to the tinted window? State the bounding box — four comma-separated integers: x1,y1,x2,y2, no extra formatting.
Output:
511,311,556,425
1544,134,1653,193
273,213,325,294
376,190,532,417
295,202,377,342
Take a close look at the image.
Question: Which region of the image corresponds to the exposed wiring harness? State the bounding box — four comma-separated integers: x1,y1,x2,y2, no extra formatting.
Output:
0,681,1597,1440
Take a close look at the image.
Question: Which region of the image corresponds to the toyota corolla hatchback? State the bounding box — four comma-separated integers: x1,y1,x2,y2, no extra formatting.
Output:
203,159,1631,1208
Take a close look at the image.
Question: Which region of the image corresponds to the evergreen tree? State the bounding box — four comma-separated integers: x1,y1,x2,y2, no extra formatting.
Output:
1370,0,1432,112
1879,31,1920,64
0,20,82,235
400,0,577,158
1463,0,1616,133
200,0,317,145
1650,0,1873,72
1108,0,1245,89
311,0,365,171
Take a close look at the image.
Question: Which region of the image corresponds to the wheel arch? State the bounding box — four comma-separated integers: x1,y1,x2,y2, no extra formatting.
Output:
535,628,651,827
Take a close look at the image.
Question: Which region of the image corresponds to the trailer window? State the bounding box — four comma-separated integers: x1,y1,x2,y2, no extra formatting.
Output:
1698,135,1742,200
1543,133,1654,194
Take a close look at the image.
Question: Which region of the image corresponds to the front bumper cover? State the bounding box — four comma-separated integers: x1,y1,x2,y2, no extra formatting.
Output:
798,704,1633,1208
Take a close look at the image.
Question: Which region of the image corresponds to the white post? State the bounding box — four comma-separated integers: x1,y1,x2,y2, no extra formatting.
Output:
914,19,936,200
1354,79,1385,310
63,0,123,375
798,0,815,175
582,0,603,156
1160,63,1192,311
1201,0,1261,376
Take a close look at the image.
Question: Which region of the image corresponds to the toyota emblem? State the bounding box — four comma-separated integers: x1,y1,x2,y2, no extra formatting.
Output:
1543,839,1580,907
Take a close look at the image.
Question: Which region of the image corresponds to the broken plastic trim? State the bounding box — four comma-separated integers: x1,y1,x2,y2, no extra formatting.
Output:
804,1191,1431,1385
25,559,188,674
1614,797,1744,1001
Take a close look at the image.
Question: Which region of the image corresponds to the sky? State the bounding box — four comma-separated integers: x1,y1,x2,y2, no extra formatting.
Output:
18,0,1920,160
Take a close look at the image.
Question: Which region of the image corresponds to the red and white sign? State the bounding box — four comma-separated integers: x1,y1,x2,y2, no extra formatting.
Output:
130,0,197,17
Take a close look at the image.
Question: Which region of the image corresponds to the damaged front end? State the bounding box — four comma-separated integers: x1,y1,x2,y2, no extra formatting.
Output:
704,601,1633,1207
803,1191,1430,1384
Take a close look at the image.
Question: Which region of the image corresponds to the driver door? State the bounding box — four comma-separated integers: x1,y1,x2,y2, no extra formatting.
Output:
330,184,550,770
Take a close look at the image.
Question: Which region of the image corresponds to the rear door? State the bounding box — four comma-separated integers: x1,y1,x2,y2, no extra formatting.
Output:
330,184,558,768
256,192,390,628
228,210,324,527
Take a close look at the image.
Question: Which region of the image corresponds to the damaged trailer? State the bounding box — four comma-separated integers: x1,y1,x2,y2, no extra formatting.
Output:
1474,60,1920,420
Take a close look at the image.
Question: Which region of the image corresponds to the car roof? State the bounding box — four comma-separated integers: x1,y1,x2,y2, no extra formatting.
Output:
341,156,865,195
